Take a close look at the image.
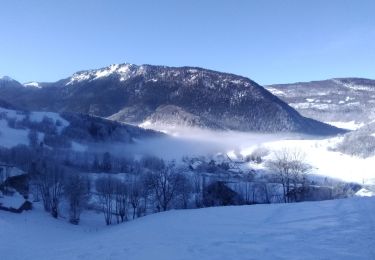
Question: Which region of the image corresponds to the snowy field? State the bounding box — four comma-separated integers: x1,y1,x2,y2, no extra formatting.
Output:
0,107,69,147
0,119,29,147
1,197,375,260
252,137,375,185
143,126,375,186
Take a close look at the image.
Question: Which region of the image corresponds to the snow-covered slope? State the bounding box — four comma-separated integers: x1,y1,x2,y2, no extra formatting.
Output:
1,197,374,260
265,78,375,127
256,137,375,185
0,105,161,151
0,107,69,147
23,81,42,88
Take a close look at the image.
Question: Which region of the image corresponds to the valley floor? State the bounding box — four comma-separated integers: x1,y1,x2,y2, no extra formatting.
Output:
1,197,375,260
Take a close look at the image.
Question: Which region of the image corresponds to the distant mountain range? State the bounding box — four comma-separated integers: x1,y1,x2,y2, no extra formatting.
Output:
0,64,343,135
266,78,375,126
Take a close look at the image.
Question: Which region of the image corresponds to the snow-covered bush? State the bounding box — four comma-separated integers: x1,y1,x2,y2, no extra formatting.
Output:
245,146,270,163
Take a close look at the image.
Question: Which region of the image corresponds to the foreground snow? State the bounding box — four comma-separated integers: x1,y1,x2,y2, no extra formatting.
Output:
1,197,375,260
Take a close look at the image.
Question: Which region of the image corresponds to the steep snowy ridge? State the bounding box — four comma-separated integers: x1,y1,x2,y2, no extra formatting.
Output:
65,63,145,85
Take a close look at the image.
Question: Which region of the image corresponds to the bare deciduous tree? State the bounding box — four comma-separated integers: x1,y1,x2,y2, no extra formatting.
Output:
114,179,128,223
32,162,65,218
266,148,311,203
96,176,115,225
64,173,89,225
129,177,143,219
146,161,189,212
176,173,193,209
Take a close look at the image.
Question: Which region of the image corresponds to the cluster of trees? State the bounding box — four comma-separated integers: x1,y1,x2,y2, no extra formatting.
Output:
336,123,375,158
95,176,139,225
23,146,356,225
95,159,193,225
26,154,264,226
25,156,194,225
29,161,89,224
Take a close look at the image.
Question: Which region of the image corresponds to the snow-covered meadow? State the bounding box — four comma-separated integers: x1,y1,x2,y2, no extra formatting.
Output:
1,197,374,260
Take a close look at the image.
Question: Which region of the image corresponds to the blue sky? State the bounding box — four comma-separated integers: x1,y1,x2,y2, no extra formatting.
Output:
0,0,374,85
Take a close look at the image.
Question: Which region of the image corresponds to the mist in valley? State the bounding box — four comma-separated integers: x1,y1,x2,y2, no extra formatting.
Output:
97,127,314,160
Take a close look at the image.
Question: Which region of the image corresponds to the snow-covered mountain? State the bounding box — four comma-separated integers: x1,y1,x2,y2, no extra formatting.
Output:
0,63,341,135
265,78,375,128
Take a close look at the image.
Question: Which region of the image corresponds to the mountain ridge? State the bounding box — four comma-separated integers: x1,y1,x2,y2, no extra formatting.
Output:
0,63,343,135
